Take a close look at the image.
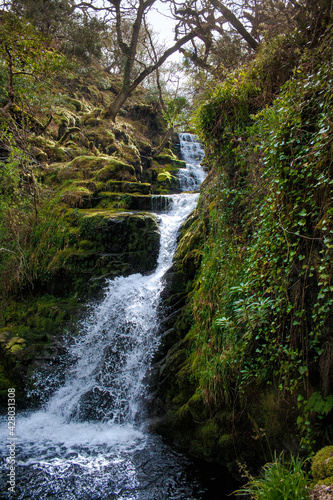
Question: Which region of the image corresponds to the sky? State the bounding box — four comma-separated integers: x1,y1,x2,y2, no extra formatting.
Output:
147,1,177,45
92,0,182,64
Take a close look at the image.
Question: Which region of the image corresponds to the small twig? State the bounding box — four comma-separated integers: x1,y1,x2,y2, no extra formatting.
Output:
0,247,17,254
282,227,323,241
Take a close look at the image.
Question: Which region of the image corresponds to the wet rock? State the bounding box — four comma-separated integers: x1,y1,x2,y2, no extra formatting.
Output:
310,484,333,500
104,213,160,272
75,387,116,421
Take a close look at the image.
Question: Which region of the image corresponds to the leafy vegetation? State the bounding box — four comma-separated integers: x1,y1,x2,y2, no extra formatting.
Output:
236,454,310,499
191,28,333,451
154,3,333,477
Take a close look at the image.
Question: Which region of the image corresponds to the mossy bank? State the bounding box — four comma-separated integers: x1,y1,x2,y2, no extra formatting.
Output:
150,26,333,472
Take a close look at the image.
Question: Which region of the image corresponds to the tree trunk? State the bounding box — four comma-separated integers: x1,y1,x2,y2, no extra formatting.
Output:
153,127,173,156
103,31,197,122
103,88,130,121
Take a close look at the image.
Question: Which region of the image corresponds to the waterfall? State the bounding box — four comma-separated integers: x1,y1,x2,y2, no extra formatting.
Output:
43,192,199,428
0,134,233,499
178,132,205,166
177,133,206,191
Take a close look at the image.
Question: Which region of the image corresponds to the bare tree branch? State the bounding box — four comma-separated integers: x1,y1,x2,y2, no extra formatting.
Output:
210,0,259,50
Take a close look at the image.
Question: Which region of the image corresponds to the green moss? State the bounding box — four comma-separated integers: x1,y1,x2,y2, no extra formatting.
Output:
94,160,136,182
156,170,179,192
0,295,83,402
187,420,222,460
157,171,172,182
53,107,77,130
104,181,151,195
200,420,220,441
0,330,26,355
187,391,208,421
118,143,142,174
77,208,120,218
312,447,333,482
68,98,83,112
32,137,70,162
154,153,186,169
6,337,26,353
218,434,233,446
84,117,102,127
72,180,104,193
60,186,93,207
95,192,157,210
68,154,122,172
85,125,115,152
78,239,96,250
320,476,333,486
50,156,137,184
176,403,191,422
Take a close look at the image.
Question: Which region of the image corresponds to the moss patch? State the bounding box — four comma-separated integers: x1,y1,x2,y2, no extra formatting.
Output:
312,447,333,484
61,186,93,207
156,170,180,192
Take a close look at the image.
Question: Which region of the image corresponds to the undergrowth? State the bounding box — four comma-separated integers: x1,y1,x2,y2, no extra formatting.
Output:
190,24,333,455
236,454,310,499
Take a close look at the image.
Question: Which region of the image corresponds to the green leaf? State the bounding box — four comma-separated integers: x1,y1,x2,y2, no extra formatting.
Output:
299,366,308,375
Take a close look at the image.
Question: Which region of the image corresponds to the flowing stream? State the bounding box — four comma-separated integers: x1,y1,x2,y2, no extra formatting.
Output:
0,135,236,499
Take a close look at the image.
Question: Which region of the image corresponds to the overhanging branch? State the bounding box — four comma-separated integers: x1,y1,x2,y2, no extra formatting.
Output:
128,31,197,93
210,0,259,50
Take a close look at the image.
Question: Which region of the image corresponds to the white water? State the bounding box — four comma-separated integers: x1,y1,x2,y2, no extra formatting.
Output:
177,133,206,191
0,135,223,499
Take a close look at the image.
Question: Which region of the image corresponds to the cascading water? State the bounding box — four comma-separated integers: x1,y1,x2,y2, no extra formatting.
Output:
177,133,206,191
0,134,234,499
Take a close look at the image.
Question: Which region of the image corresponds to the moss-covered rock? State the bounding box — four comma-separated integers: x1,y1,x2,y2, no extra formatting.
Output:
154,151,186,169
72,180,105,193
32,137,71,162
48,211,160,283
94,161,136,182
0,295,84,407
0,330,26,355
104,180,151,195
68,98,83,112
118,143,142,178
60,186,93,208
312,447,333,485
156,170,180,192
49,155,137,184
95,192,155,211
84,123,116,152
84,116,103,128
